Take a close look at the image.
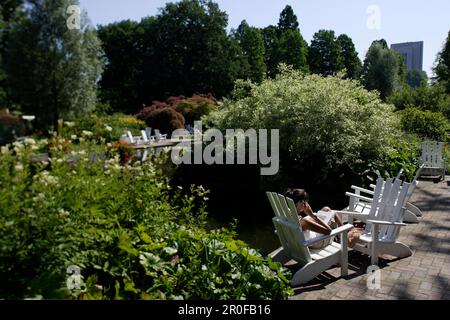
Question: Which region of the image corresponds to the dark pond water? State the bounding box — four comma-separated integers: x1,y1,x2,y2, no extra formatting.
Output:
171,163,353,256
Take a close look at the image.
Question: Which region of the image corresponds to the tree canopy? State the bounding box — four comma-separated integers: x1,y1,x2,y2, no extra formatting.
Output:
362,40,403,100
4,0,104,128
308,30,344,76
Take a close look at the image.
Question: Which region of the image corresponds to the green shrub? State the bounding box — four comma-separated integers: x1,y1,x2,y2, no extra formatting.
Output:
399,108,449,141
0,110,26,145
145,107,185,136
0,134,292,300
207,65,399,183
136,95,218,128
60,113,146,143
388,83,450,119
171,94,218,125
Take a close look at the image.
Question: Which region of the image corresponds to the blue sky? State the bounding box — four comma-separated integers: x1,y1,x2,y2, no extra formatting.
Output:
79,0,450,77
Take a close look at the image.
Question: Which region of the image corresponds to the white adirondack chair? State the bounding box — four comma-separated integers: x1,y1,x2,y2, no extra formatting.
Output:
420,141,446,180
141,130,156,144
266,192,353,286
154,129,168,142
349,165,425,223
336,178,412,265
125,131,142,145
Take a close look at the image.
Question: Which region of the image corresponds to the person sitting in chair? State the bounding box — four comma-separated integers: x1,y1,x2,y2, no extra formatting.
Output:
285,188,361,248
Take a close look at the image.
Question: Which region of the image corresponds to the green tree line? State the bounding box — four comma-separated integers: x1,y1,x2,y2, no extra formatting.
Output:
1,0,449,127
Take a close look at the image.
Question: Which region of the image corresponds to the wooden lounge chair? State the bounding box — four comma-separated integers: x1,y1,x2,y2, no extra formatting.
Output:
154,129,168,142
348,165,424,223
420,141,446,180
336,178,412,265
141,130,156,144
125,131,142,145
267,192,353,286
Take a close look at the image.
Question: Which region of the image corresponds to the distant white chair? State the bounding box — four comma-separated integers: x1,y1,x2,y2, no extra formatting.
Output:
125,131,142,145
420,141,446,180
154,129,168,142
267,192,353,286
141,130,156,144
145,127,152,139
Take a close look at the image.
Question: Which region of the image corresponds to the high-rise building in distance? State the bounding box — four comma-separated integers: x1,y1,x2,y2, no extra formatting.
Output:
391,41,424,71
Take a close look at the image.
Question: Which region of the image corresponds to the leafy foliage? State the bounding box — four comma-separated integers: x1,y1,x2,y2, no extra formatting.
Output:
4,0,104,129
232,20,266,83
399,107,449,141
145,107,186,136
137,94,218,127
0,129,293,300
406,69,428,88
387,83,450,119
336,34,362,79
207,66,399,184
262,6,308,77
308,30,344,76
433,30,450,93
59,114,145,143
362,41,403,100
0,110,26,145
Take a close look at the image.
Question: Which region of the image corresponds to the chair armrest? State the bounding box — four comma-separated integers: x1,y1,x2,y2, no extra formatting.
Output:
351,185,375,196
345,192,373,203
334,210,369,220
303,224,353,247
367,219,407,227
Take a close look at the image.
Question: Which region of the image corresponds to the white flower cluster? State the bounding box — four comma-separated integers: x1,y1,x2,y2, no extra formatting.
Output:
33,171,59,187
82,130,93,137
104,124,113,132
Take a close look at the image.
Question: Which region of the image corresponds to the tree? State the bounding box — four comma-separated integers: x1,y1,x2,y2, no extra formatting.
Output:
434,30,450,93
232,20,266,83
308,30,344,76
263,6,308,77
4,0,104,128
0,10,6,105
0,0,24,106
362,41,402,100
336,34,362,79
395,51,407,85
278,5,299,32
149,0,237,101
406,69,428,88
98,20,143,113
262,25,279,77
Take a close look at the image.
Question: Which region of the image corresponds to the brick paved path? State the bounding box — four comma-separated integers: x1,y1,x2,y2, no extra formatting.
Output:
290,176,450,300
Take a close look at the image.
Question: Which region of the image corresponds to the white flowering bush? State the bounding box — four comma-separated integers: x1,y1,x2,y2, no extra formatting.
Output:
207,66,401,183
0,134,292,300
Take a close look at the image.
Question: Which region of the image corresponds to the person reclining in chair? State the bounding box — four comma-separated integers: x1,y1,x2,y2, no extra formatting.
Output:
285,188,361,248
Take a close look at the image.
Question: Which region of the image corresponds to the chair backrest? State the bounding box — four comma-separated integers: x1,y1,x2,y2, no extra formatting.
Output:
141,130,149,143
405,164,425,200
145,127,152,138
267,192,312,265
365,178,410,241
395,168,404,180
272,216,312,265
421,141,443,167
126,131,135,144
